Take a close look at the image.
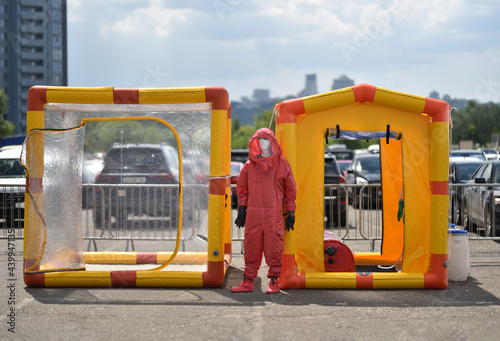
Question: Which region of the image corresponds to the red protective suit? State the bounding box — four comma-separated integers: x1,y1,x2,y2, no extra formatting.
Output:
237,128,297,280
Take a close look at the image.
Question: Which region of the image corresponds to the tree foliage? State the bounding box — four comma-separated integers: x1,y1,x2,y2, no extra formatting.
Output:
84,120,176,155
231,108,276,149
0,89,15,139
231,99,500,151
450,101,500,146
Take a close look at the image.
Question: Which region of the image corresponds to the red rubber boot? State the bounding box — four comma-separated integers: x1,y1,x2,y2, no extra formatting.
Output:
231,276,254,293
266,277,281,294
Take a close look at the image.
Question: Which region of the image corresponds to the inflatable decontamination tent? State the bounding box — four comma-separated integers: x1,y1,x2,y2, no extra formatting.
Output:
23,86,232,287
275,84,451,289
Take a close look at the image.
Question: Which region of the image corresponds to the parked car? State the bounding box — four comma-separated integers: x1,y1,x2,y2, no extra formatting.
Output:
345,153,381,208
93,144,179,229
449,157,483,225
451,149,486,161
462,160,500,236
481,148,499,160
324,154,347,227
0,145,25,227
367,144,380,154
230,161,244,208
231,149,249,164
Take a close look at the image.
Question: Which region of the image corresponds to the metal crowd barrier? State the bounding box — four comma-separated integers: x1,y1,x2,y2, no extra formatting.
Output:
2,183,499,244
0,184,25,239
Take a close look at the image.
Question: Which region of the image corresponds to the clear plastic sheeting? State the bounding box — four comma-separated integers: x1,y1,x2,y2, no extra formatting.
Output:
44,103,212,253
22,126,86,272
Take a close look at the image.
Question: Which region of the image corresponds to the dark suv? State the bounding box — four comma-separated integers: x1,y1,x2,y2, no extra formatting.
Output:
324,154,347,227
93,144,179,229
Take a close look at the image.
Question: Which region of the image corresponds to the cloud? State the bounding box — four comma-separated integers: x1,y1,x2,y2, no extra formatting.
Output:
97,0,194,37
67,0,500,103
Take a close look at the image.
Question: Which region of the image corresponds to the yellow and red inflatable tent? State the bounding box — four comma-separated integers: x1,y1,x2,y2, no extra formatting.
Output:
275,84,450,289
23,86,232,288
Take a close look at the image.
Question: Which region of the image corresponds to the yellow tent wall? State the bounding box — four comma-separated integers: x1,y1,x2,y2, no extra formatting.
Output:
275,84,450,289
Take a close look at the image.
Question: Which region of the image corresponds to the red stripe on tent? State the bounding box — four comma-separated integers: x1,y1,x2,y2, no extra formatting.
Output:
203,261,225,287
430,181,448,195
423,97,450,122
136,252,157,264
24,273,45,287
113,88,139,104
27,86,47,111
111,271,137,287
277,99,305,123
228,105,232,119
424,253,448,289
352,83,376,103
28,178,42,193
356,272,374,289
209,178,228,195
224,242,232,255
279,254,306,289
205,86,230,110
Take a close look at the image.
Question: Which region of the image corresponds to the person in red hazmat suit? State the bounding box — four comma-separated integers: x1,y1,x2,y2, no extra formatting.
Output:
231,128,297,294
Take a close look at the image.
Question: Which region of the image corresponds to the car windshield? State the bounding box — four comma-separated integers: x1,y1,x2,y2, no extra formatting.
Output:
451,151,485,160
329,151,353,160
357,158,380,174
104,148,169,172
455,163,482,182
0,159,25,177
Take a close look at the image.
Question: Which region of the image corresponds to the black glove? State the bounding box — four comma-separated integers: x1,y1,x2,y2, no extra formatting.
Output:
285,212,295,231
235,206,247,228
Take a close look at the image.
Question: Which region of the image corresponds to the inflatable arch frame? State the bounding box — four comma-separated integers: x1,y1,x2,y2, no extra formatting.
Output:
275,84,451,289
23,86,232,288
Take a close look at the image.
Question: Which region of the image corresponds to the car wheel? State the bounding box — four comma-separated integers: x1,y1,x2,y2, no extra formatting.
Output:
484,206,493,237
452,199,461,225
462,202,470,231
93,207,107,230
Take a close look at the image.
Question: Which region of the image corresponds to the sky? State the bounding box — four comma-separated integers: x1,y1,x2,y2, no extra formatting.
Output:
67,0,500,103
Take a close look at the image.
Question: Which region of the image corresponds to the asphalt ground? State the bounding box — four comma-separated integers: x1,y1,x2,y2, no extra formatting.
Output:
1,238,500,341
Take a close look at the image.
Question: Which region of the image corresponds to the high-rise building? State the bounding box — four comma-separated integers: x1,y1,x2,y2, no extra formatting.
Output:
331,75,354,91
253,89,270,103
429,90,440,99
0,0,67,134
298,74,318,97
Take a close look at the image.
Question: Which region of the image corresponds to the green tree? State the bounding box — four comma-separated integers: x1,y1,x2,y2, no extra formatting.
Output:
0,88,15,139
254,109,275,131
231,125,255,149
232,116,240,133
84,120,176,155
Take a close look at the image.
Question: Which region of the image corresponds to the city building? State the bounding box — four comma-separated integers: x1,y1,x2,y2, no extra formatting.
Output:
252,89,270,103
331,74,354,91
429,90,440,99
0,0,67,134
298,74,318,97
